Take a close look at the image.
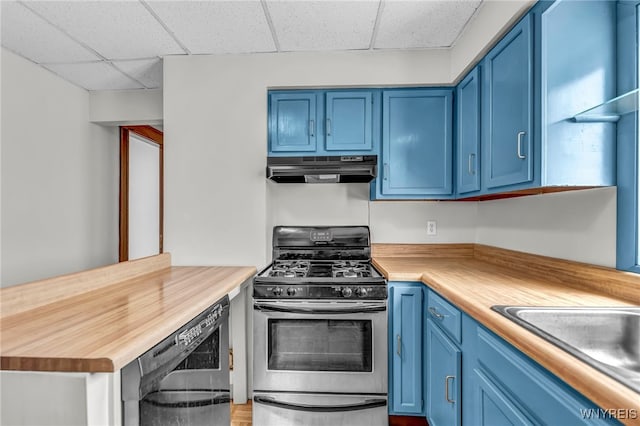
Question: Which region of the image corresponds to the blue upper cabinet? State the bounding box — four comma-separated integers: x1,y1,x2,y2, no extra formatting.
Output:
373,89,453,199
540,0,616,187
456,67,481,195
482,15,533,191
269,92,318,153
268,89,377,156
325,91,373,152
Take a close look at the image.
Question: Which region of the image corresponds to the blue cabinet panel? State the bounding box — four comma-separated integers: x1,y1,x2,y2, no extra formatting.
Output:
456,67,481,195
378,89,453,198
426,319,461,426
472,368,535,426
389,282,424,415
269,92,317,153
325,91,373,151
474,327,618,425
482,15,533,190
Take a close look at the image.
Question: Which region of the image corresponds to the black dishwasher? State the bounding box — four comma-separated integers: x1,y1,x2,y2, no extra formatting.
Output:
121,295,230,426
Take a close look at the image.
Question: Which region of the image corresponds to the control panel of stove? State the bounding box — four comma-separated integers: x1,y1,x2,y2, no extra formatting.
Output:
253,284,387,300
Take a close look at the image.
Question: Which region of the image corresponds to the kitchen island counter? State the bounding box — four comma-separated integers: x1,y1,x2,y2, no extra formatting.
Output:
373,244,640,423
0,254,256,373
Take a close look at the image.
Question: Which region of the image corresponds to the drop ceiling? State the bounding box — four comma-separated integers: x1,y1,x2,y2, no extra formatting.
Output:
1,0,483,92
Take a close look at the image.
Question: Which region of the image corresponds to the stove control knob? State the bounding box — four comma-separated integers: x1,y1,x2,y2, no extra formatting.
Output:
355,287,368,298
287,287,297,296
273,287,284,296
341,287,353,298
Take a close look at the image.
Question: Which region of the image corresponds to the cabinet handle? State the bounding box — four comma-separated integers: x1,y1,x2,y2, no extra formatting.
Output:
445,375,455,404
309,120,315,137
396,334,401,356
326,118,332,136
468,153,476,175
384,163,389,181
429,307,444,320
517,131,526,159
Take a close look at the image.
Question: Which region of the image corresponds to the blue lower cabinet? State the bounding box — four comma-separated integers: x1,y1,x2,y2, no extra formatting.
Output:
388,282,425,416
472,367,536,425
472,326,619,425
426,319,461,426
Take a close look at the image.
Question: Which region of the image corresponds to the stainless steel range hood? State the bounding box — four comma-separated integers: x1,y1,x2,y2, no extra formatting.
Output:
266,155,378,183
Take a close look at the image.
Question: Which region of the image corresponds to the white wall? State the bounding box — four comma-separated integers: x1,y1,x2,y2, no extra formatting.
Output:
1,48,119,287
476,187,616,267
89,89,163,126
163,49,453,268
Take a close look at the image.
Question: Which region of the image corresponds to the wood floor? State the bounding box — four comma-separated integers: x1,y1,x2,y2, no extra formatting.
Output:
230,401,429,426
231,401,252,426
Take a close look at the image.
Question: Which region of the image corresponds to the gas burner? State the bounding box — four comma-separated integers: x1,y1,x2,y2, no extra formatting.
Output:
269,260,309,278
332,261,372,279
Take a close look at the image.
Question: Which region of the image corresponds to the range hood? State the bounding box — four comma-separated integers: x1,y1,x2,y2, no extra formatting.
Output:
267,155,377,183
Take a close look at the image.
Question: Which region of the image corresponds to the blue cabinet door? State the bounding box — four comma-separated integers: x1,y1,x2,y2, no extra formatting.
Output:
482,15,533,190
325,91,373,151
426,319,461,426
269,92,317,153
389,283,423,415
472,368,536,426
456,67,481,195
381,89,453,196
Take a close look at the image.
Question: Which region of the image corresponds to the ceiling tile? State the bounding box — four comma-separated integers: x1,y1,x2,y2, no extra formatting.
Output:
113,58,163,89
146,1,276,54
24,1,186,60
375,0,482,49
1,1,100,64
266,0,380,51
44,62,144,91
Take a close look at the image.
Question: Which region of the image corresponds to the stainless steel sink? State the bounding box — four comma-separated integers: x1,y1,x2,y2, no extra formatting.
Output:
491,306,640,393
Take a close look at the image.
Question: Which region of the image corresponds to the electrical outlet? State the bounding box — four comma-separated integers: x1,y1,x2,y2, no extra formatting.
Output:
427,220,437,236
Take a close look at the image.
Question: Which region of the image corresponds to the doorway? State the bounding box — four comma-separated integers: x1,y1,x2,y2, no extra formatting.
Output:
119,125,163,262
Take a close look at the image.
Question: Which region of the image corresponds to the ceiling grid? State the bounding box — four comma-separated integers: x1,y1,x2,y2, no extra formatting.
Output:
1,0,483,91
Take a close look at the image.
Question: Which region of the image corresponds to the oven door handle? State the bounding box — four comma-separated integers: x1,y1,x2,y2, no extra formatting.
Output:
253,395,387,412
253,303,386,314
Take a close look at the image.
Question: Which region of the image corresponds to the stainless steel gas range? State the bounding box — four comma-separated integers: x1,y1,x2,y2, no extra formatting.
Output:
252,226,388,426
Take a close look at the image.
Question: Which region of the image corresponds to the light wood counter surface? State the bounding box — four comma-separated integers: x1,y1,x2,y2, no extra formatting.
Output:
1,256,256,373
373,245,640,424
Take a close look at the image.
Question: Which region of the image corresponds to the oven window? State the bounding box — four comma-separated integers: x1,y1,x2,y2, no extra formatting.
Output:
175,327,220,370
268,319,372,372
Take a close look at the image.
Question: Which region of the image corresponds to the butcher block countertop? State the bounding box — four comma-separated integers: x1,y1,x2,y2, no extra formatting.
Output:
0,254,256,373
373,244,640,424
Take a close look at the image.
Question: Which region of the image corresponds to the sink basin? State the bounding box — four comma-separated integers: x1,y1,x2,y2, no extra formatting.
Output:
491,306,640,393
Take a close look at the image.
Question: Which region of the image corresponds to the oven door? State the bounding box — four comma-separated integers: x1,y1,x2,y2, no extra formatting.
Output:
253,300,387,394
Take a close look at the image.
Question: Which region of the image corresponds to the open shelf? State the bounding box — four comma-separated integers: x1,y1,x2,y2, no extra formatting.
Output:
573,88,639,123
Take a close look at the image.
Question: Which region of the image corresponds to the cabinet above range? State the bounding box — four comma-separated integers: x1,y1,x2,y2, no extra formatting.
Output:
268,89,380,156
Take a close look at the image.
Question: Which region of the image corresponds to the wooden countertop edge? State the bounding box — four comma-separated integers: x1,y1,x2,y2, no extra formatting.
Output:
424,279,640,415
0,357,114,373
